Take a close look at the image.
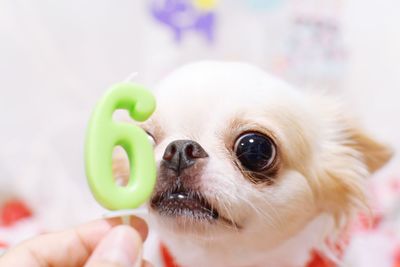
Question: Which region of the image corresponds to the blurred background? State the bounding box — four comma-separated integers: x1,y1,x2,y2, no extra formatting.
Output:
0,0,399,265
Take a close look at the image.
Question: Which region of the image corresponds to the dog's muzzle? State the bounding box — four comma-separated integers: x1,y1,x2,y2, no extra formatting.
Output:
150,139,218,220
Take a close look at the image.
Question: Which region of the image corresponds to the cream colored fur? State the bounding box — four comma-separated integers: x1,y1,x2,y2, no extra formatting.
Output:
114,61,392,267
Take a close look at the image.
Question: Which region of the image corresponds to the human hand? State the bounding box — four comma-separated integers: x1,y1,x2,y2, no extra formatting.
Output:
0,216,152,267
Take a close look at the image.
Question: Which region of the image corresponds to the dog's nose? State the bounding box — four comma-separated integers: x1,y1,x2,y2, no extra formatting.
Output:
162,140,208,175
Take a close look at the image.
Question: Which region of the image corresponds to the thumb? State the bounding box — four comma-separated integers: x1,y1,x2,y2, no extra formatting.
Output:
85,225,143,267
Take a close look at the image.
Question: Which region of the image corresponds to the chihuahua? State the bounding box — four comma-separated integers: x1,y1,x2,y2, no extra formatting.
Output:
114,61,392,267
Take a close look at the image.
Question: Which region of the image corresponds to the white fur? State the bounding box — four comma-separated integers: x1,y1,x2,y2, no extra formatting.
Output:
133,61,390,267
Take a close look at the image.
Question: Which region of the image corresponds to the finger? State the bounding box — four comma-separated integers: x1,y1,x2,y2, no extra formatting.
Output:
0,216,147,267
142,260,154,267
83,264,124,267
85,225,142,267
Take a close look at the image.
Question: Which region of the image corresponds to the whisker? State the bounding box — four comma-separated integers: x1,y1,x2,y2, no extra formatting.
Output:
215,195,240,232
221,182,284,232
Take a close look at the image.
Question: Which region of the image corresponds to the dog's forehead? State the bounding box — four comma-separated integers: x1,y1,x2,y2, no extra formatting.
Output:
152,61,307,135
155,61,296,98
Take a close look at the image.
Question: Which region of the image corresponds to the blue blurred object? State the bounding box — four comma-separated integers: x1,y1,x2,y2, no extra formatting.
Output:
150,0,215,43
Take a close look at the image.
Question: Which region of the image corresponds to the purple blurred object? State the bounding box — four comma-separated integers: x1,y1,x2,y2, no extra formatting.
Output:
150,0,215,43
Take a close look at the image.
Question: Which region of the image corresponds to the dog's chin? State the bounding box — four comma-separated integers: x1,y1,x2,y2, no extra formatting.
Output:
151,190,219,220
150,189,241,232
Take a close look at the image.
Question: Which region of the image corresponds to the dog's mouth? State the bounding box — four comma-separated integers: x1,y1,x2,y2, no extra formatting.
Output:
150,185,241,229
150,188,219,221
150,181,242,229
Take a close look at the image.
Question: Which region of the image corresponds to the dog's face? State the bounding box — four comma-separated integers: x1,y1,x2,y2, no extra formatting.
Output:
144,63,321,247
115,62,392,260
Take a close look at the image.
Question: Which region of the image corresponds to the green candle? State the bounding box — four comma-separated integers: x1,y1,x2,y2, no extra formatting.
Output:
85,83,157,210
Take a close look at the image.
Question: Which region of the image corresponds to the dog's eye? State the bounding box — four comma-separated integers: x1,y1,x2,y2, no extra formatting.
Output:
234,132,276,172
145,131,156,146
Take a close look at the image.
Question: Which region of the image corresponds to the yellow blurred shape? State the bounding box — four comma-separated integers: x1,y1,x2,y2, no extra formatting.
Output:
193,0,216,10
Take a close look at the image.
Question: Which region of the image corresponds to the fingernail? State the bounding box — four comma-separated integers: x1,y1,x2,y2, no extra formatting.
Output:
87,225,142,267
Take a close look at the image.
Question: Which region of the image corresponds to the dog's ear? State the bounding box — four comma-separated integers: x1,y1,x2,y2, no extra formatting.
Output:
308,97,393,224
316,126,392,224
310,94,393,173
346,126,393,173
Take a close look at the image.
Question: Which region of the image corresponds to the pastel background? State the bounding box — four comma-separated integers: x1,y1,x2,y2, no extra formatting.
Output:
0,0,399,266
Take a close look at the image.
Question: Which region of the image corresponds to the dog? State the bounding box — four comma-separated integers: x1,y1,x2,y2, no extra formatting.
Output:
114,61,392,267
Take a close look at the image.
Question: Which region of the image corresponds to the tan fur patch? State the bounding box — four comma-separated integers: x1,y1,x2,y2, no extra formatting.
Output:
347,127,393,173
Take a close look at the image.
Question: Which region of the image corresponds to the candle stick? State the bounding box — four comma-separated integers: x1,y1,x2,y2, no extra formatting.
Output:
85,82,157,222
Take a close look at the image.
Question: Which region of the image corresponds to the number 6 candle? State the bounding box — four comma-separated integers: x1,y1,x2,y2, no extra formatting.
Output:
85,82,157,211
